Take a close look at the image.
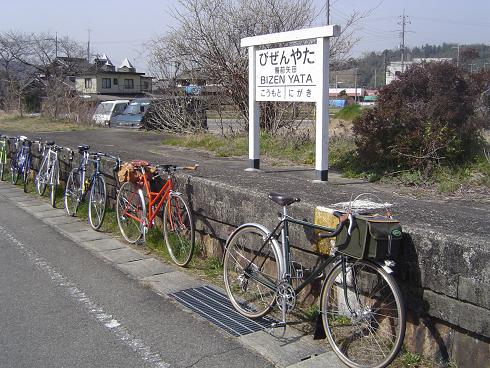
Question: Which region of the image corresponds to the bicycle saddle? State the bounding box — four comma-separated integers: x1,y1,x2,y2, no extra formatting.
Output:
78,144,90,152
131,159,150,167
268,192,301,206
46,141,55,146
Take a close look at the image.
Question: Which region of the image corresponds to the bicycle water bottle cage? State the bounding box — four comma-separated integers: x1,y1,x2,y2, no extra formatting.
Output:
78,145,90,153
268,192,301,206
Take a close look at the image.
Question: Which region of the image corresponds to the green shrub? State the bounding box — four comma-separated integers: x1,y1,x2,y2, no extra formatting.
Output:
334,104,362,120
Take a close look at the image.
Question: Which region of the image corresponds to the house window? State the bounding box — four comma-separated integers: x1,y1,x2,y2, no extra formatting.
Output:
113,78,118,85
124,79,134,89
84,78,92,89
142,81,149,91
102,78,111,89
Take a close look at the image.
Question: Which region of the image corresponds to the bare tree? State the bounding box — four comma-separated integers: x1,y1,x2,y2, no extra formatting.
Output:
0,31,87,120
148,0,363,135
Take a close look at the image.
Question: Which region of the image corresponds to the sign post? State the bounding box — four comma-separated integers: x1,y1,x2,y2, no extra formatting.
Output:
241,25,340,181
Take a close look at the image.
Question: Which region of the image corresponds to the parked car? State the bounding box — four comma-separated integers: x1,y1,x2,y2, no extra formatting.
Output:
92,100,129,126
110,98,150,129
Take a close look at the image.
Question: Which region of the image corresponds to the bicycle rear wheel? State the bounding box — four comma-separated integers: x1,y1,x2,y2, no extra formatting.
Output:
116,181,145,243
223,224,280,319
321,259,405,368
0,162,4,181
64,168,81,216
88,175,107,230
50,160,59,208
163,193,195,267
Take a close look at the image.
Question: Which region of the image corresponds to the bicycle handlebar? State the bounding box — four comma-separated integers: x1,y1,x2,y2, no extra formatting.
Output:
317,211,350,239
155,163,199,173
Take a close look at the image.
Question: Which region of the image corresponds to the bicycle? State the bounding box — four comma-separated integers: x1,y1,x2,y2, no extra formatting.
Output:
10,136,36,193
35,140,63,207
0,134,11,181
116,160,197,267
223,192,406,368
64,145,120,230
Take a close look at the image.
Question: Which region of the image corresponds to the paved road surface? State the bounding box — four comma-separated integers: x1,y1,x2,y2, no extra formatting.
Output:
0,196,272,368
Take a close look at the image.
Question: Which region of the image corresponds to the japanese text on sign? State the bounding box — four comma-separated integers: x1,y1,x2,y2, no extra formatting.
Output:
255,44,319,102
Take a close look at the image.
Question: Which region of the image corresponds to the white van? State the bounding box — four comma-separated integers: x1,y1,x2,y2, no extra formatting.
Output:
92,100,130,126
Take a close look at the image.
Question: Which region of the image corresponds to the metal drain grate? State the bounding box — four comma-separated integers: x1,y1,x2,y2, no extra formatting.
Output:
170,285,275,337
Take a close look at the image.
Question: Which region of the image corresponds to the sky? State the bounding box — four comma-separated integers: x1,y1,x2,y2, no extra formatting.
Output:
1,0,489,74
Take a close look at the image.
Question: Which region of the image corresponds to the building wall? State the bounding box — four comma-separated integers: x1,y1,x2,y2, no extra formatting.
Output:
75,73,146,95
96,74,141,94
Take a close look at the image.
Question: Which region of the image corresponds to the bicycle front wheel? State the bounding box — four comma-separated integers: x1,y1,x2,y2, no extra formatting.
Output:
88,175,107,230
321,259,406,368
64,169,81,216
36,157,48,196
0,162,4,181
10,155,19,184
116,181,145,243
50,160,59,208
163,193,195,267
223,224,280,319
23,159,30,193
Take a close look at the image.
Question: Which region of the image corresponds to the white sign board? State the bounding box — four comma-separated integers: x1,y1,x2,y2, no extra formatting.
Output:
255,44,319,102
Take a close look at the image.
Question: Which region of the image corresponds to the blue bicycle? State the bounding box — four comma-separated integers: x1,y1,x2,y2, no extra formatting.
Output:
10,136,34,193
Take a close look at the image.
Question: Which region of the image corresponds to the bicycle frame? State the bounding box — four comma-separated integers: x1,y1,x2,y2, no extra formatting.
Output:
38,146,59,187
140,170,174,227
243,212,339,295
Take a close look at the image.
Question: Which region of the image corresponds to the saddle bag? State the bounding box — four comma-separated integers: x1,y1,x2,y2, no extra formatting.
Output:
335,214,403,260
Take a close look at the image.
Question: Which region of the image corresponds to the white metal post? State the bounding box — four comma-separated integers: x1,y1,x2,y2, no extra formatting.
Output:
248,45,260,170
315,37,330,181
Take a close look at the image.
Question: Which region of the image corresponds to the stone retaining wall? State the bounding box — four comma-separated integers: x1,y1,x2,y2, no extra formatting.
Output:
23,141,490,367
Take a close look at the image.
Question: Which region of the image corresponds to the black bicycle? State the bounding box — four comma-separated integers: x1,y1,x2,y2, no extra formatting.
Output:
64,145,120,230
223,193,406,368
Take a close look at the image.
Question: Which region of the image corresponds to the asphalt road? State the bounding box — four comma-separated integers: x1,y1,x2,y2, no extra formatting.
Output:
0,198,272,368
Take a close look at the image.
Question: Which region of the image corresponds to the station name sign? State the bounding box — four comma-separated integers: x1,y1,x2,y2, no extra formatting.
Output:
255,44,319,102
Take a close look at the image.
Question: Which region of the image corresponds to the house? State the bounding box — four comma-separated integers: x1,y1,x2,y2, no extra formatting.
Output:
75,55,152,98
386,58,453,84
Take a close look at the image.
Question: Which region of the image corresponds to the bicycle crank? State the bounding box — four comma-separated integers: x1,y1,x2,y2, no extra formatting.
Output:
276,282,296,312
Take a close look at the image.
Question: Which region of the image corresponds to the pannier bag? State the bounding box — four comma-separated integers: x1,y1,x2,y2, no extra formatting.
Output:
335,214,402,260
118,161,156,183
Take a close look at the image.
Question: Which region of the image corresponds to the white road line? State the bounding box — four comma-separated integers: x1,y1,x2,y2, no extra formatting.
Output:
0,224,170,368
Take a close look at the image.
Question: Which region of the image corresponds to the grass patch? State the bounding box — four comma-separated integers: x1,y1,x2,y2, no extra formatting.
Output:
0,113,92,133
164,132,355,167
334,104,362,121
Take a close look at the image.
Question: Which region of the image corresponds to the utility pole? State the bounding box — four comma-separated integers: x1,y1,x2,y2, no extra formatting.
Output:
354,67,358,102
452,44,460,67
398,10,410,73
374,68,377,89
383,50,389,85
86,29,91,62
326,0,330,24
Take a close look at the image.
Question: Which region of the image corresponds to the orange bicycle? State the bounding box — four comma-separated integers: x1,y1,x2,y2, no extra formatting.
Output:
116,160,197,267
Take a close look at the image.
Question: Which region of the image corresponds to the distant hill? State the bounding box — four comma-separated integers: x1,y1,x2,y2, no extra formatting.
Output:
336,43,490,88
